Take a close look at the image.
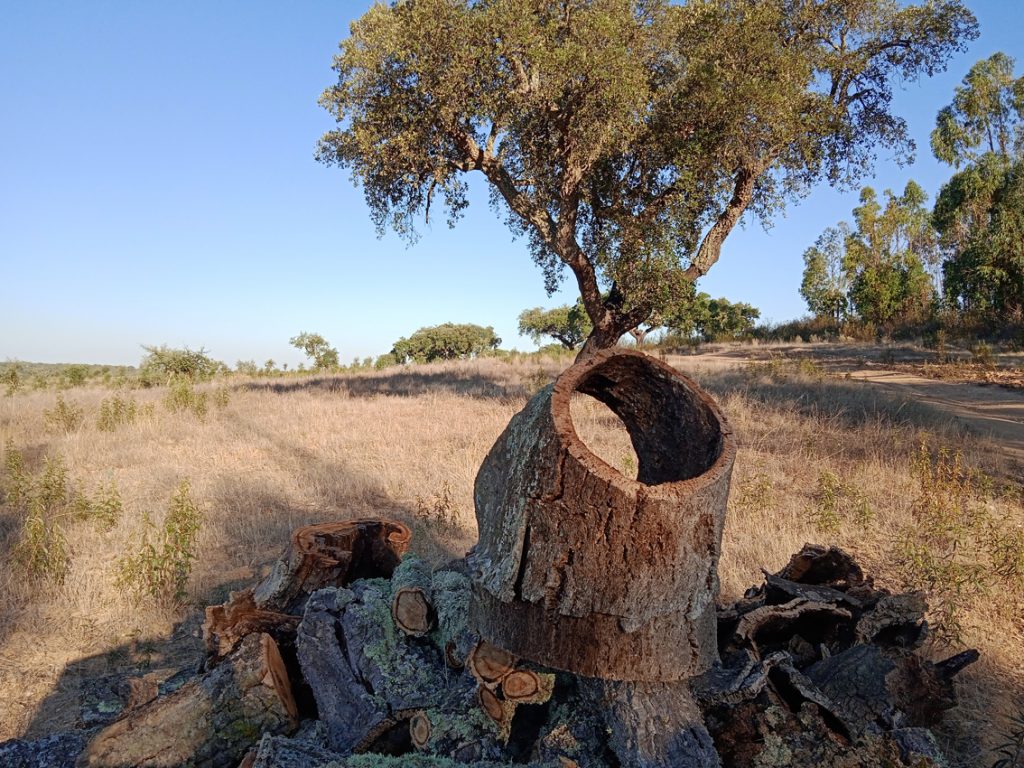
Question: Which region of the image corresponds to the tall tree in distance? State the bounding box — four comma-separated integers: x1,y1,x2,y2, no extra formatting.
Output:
518,302,592,349
800,224,850,323
318,0,976,355
932,53,1024,323
290,332,340,371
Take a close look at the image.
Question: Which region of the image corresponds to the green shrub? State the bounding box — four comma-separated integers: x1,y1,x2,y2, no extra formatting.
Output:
807,469,872,533
2,438,29,506
62,364,89,387
97,394,138,432
43,394,84,434
164,379,208,419
9,454,72,583
73,481,123,531
139,345,222,387
117,480,202,605
211,387,230,409
993,701,1024,768
1,363,22,397
14,498,70,583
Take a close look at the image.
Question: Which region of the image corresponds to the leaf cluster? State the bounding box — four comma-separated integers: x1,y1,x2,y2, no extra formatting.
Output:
391,323,501,363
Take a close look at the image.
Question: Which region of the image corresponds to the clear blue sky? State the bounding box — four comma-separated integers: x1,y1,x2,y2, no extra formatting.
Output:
1,1,1020,367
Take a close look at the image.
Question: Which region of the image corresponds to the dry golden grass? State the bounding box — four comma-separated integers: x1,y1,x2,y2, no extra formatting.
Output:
0,350,1020,766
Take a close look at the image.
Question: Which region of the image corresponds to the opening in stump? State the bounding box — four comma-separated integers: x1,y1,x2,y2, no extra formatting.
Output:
470,348,735,681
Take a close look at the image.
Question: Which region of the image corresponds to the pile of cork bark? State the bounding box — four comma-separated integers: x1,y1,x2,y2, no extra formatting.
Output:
2,519,975,768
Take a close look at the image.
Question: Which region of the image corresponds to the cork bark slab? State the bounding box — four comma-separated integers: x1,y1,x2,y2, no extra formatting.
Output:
469,349,736,681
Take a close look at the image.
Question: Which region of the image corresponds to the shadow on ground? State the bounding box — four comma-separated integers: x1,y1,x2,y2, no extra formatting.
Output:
240,368,533,402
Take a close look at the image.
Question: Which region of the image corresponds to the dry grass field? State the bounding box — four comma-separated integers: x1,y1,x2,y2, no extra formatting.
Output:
0,349,1021,766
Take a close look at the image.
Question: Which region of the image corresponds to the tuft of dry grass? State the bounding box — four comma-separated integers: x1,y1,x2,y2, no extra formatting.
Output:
0,350,1020,766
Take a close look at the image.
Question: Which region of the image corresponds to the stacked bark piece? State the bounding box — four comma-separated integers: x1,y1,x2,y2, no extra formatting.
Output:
6,519,973,768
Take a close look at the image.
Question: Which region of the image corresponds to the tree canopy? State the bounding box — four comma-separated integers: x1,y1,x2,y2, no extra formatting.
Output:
517,302,592,349
290,332,340,370
391,323,501,363
319,0,976,353
931,53,1024,323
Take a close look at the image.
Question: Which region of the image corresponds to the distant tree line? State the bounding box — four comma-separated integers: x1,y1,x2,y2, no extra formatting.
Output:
800,52,1024,337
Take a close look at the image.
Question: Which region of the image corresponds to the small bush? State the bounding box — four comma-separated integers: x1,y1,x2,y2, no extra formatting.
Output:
43,394,84,434
117,480,202,605
164,379,208,420
10,454,72,583
97,394,138,432
2,438,29,506
734,471,775,514
807,469,872,534
211,387,230,409
14,498,70,583
73,481,123,531
415,481,459,529
992,701,1024,768
2,363,22,396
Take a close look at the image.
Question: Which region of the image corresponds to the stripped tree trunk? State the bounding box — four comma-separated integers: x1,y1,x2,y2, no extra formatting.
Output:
469,349,736,682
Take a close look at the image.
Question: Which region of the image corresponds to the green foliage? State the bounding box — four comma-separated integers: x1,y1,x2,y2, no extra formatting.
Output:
164,379,208,419
211,386,230,409
235,359,259,375
139,345,222,387
9,454,72,583
43,394,84,434
734,471,774,514
2,438,29,506
289,332,339,370
73,481,123,531
800,225,849,322
807,470,872,534
897,444,991,641
932,53,1024,327
117,480,202,605
668,292,760,342
931,52,1023,168
15,498,70,584
2,363,23,396
517,302,592,350
97,394,138,432
391,323,501,363
62,364,89,387
319,0,975,347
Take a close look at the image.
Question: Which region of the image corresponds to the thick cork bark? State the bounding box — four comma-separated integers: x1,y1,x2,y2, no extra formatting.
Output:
469,348,735,682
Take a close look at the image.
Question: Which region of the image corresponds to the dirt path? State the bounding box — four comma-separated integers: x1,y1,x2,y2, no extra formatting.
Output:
670,347,1024,465
844,367,1024,462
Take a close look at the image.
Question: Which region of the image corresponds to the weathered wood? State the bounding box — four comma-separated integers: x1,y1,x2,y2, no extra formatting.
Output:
732,598,853,658
249,734,343,768
253,519,411,613
582,680,721,768
391,556,435,637
203,589,300,661
430,569,476,669
854,592,928,647
775,544,867,589
78,633,297,768
470,349,736,681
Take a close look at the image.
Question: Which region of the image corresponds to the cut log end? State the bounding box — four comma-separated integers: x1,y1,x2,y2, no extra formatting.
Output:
392,587,434,636
410,711,432,750
468,640,516,685
445,641,465,670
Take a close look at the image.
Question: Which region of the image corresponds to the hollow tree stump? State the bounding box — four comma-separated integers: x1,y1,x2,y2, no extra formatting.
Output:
469,349,736,682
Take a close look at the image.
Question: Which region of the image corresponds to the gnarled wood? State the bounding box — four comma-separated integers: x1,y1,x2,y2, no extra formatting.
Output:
204,589,299,661
253,519,411,614
78,633,297,768
470,349,735,681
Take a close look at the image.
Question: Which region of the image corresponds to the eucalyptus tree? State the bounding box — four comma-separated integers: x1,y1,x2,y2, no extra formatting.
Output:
318,0,976,354
932,53,1024,321
800,224,850,323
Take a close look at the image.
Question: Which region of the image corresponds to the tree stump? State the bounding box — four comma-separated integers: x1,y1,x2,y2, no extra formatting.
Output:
469,348,736,682
253,519,412,614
